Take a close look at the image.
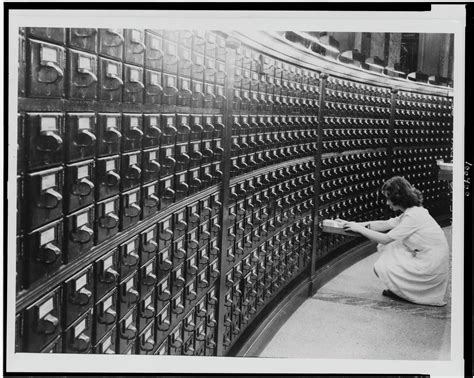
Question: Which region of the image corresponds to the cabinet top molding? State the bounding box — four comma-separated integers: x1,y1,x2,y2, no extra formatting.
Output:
233,31,453,98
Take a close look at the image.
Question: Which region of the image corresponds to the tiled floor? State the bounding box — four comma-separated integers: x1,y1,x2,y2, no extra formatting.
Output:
259,227,452,360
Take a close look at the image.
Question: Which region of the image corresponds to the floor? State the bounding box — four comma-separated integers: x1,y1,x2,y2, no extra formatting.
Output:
259,227,452,360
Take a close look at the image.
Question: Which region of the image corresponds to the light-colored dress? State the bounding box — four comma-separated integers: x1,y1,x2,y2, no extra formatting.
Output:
373,206,450,306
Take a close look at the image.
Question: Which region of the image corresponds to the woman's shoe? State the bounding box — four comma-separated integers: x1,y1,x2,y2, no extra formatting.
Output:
382,289,413,304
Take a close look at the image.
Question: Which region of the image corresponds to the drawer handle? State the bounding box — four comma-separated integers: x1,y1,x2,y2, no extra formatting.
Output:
71,225,93,244
37,313,59,335
100,213,119,229
76,67,98,85
142,239,158,253
99,267,118,284
120,323,137,340
132,40,146,54
104,170,120,187
73,28,97,38
144,194,159,209
37,132,63,152
72,178,94,197
98,307,116,325
104,29,124,47
124,203,141,218
70,287,92,306
38,242,61,264
103,127,122,144
38,61,64,84
38,188,62,209
145,125,161,139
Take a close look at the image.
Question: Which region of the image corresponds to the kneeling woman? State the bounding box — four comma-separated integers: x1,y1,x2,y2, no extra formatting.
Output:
341,176,450,306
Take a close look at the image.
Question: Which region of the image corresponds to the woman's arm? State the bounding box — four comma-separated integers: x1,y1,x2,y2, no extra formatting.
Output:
336,219,397,232
343,222,395,245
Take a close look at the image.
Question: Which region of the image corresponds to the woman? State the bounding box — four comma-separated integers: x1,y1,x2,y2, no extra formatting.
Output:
340,176,450,306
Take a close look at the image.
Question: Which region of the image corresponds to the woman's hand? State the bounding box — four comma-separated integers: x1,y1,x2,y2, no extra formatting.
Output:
343,222,366,233
335,218,349,227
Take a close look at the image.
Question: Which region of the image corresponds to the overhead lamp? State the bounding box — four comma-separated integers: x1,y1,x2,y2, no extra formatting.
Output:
337,49,368,69
384,63,407,78
283,31,312,49
407,71,429,83
317,35,340,59
365,56,385,74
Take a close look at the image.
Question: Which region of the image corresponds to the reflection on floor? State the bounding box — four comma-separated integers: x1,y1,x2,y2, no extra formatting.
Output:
259,227,452,360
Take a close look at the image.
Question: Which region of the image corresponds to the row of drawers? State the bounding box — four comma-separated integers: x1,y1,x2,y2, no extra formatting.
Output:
18,154,223,231
16,273,219,354
222,243,312,351
20,37,227,103
20,28,227,62
18,112,225,173
17,188,222,287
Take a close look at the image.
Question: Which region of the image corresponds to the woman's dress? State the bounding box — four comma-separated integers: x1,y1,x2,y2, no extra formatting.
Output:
373,206,450,306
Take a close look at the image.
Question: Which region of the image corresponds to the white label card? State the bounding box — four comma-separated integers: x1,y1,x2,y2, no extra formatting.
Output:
128,192,137,204
103,296,113,310
125,313,133,327
145,328,152,339
77,165,88,179
151,73,159,85
144,295,152,309
182,80,189,90
40,117,57,132
76,212,88,227
147,185,155,196
40,227,55,246
167,76,175,87
41,46,58,62
146,229,154,242
103,256,114,270
146,263,153,274
75,319,86,337
132,30,141,41
38,297,54,318
195,82,202,92
167,43,177,55
105,159,116,172
104,200,115,214
78,56,91,70
41,174,56,190
130,117,138,127
78,117,90,130
75,273,88,290
126,278,134,291
107,63,118,76
107,117,116,128
127,241,135,253
103,336,112,351
129,154,137,165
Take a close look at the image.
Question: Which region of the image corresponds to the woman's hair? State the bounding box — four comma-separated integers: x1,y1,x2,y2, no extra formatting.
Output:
382,176,423,208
